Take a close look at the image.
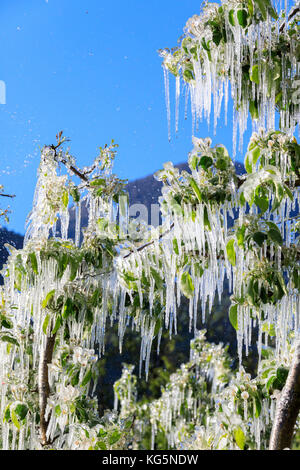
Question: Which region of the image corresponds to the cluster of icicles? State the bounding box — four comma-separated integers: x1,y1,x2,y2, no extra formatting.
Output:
114,332,276,450
1,141,299,448
178,369,276,450
147,331,229,449
0,150,120,449
162,1,300,154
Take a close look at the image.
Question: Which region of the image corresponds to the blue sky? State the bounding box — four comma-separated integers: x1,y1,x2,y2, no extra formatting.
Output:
0,0,246,235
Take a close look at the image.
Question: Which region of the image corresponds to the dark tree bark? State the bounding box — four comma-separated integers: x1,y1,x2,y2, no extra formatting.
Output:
38,334,56,446
269,341,300,450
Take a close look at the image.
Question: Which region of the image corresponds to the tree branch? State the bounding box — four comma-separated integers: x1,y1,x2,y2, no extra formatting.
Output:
279,5,300,33
38,334,56,446
50,143,89,184
0,193,15,198
269,340,300,450
123,223,175,259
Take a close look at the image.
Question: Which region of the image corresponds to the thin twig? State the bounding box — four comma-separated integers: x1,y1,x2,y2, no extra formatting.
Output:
279,5,300,33
0,193,15,198
50,143,90,184
123,223,175,259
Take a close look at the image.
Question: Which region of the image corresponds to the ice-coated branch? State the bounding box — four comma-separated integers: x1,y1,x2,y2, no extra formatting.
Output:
38,334,56,446
50,143,89,184
269,341,300,450
279,4,300,32
123,223,175,259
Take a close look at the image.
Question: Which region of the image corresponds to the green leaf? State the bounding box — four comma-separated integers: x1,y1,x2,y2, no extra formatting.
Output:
237,9,248,28
42,314,50,335
266,375,276,393
69,258,79,282
183,69,194,82
251,146,261,167
265,221,280,232
292,269,300,290
42,290,56,309
97,217,109,232
180,272,195,299
284,184,293,201
253,231,268,247
52,315,62,335
249,100,259,120
95,440,107,450
70,187,80,203
199,156,213,171
1,335,19,346
236,226,246,248
71,370,80,387
154,318,162,337
194,262,204,278
262,322,276,337
15,404,28,421
11,409,21,430
29,253,38,275
3,406,10,423
98,429,108,438
189,155,198,170
203,206,211,231
276,367,289,386
62,189,69,209
108,430,121,446
226,239,236,267
213,30,223,47
248,0,254,16
254,195,269,213
228,9,235,26
170,197,183,216
81,369,92,387
150,267,164,290
90,178,106,187
189,178,202,202
254,0,267,20
254,196,269,213
173,238,179,255
254,397,261,418
250,64,259,84
234,427,245,450
275,91,282,104
229,304,238,330
1,315,13,329
268,228,283,245
62,298,73,320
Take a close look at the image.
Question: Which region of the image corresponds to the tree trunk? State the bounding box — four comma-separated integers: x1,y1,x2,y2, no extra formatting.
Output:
38,334,56,446
269,341,300,450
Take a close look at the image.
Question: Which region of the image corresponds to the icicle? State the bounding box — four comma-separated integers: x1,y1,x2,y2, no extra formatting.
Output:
163,66,171,142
